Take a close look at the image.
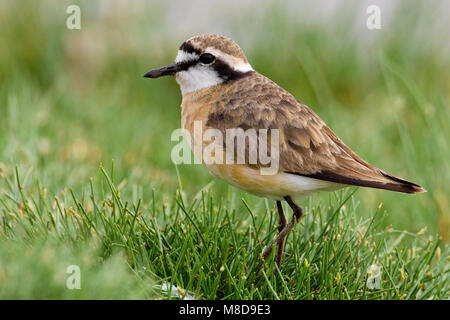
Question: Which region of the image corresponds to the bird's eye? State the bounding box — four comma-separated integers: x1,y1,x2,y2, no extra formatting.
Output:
199,53,215,64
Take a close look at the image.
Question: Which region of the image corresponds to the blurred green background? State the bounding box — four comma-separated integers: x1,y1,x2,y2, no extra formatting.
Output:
0,0,449,298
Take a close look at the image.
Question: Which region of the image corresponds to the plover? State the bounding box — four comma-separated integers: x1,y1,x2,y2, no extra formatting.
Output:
144,34,425,269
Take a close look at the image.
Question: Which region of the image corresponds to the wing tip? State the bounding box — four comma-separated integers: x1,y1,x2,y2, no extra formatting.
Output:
380,171,426,194
287,170,426,194
397,183,426,194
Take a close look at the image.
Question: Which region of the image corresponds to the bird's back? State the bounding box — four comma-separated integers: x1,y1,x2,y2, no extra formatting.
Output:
182,71,424,195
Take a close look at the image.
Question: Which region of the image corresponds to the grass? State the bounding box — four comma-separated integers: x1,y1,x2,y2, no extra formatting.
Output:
0,166,447,299
0,1,449,299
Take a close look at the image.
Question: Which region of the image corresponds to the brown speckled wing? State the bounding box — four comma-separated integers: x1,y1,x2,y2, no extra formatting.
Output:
205,72,424,194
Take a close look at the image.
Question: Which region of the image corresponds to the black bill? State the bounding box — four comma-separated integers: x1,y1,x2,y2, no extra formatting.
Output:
144,63,183,78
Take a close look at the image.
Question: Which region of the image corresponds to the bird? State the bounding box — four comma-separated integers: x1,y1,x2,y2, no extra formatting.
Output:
144,34,425,269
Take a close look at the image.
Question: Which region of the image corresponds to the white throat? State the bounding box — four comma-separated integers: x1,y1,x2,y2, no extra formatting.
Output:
175,65,224,95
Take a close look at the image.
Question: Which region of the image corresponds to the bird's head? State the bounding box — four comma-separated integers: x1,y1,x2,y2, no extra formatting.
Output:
144,34,253,95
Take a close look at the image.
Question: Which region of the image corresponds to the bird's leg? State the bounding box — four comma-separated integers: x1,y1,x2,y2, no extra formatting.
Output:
276,200,288,232
262,197,303,269
284,196,303,224
262,201,286,264
275,201,288,268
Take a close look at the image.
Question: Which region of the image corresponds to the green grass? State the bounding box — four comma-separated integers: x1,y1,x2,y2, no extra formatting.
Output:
0,166,447,299
0,238,155,299
0,1,449,299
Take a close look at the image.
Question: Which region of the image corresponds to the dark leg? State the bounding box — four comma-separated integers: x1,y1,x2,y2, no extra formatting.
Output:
275,201,287,268
284,196,303,223
276,201,287,232
262,197,303,269
262,201,286,265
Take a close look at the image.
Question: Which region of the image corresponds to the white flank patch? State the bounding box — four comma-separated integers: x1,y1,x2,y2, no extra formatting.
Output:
273,172,343,199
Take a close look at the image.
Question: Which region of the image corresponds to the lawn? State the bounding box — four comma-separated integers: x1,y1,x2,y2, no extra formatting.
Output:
0,1,448,299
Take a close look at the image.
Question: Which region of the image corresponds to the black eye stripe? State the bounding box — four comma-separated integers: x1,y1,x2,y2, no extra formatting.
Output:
175,54,214,71
176,57,253,83
212,58,253,81
177,59,197,71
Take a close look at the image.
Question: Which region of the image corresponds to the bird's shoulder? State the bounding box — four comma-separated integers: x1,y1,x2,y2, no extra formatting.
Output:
206,71,317,130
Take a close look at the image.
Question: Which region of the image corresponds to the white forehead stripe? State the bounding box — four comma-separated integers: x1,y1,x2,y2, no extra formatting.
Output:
175,50,198,63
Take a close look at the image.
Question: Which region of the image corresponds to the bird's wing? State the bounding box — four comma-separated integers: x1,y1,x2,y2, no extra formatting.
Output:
206,72,424,193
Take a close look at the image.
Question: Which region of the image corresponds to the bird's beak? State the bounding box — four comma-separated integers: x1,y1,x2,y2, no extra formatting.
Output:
144,63,182,78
